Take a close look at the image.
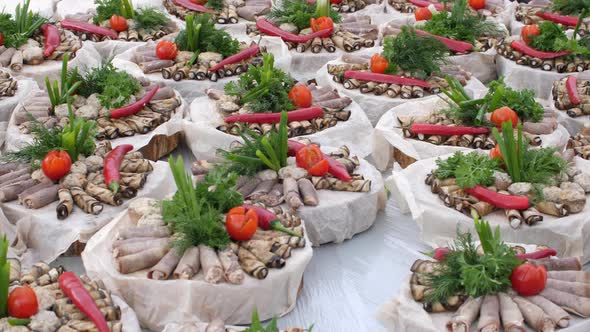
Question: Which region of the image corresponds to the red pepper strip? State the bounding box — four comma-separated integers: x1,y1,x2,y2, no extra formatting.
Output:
287,140,352,181
343,70,431,88
58,272,109,332
415,29,473,54
242,204,303,237
516,248,558,260
110,86,159,118
104,144,134,194
60,19,118,39
224,107,324,124
41,24,61,57
407,0,447,11
566,76,581,106
465,185,531,210
536,11,579,27
173,0,214,13
209,44,260,72
510,40,571,59
256,18,333,43
410,124,491,136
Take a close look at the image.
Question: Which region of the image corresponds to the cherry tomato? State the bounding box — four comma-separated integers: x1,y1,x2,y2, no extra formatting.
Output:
414,7,433,21
370,54,389,74
7,286,38,319
109,15,127,32
308,159,329,176
490,106,519,128
521,24,540,44
296,144,324,170
0,33,3,46
156,40,178,60
310,16,334,32
490,145,503,160
288,84,312,108
42,150,72,181
468,0,485,10
511,263,547,296
190,0,207,4
225,206,258,241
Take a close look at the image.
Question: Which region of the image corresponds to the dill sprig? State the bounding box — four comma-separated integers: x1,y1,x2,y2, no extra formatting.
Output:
267,0,341,31
551,0,590,16
134,8,169,30
175,14,240,57
381,26,448,79
206,0,225,11
77,59,141,109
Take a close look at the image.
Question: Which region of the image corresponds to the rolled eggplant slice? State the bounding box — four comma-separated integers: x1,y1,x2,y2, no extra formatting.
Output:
70,186,103,215
237,246,268,279
56,188,74,220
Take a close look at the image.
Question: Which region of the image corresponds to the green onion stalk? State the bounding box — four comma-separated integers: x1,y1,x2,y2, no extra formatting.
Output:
0,235,10,318
315,0,330,18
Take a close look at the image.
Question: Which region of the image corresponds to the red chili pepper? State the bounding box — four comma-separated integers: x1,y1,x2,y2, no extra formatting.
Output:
465,185,531,210
566,76,581,106
110,86,159,118
256,18,333,43
224,107,324,123
536,11,578,27
407,0,447,11
58,272,109,332
104,144,134,194
415,29,473,54
287,140,353,181
516,248,558,260
41,24,61,57
173,0,214,13
409,124,491,136
510,40,571,59
60,19,118,39
343,70,431,88
209,44,260,72
242,204,303,237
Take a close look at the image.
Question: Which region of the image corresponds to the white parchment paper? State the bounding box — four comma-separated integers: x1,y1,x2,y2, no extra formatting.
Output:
82,207,313,331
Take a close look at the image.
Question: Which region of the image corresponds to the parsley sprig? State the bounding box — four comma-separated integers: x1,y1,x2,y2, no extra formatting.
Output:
268,0,341,31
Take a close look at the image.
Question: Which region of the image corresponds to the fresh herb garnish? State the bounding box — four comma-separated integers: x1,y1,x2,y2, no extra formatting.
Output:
435,151,501,188
0,235,9,318
421,0,503,44
77,59,141,109
381,27,448,79
268,0,341,31
134,8,169,31
45,54,82,111
224,53,295,114
175,14,240,57
206,0,224,11
0,0,46,48
551,0,590,16
425,217,521,303
528,21,590,58
94,0,168,30
219,112,289,175
244,309,315,332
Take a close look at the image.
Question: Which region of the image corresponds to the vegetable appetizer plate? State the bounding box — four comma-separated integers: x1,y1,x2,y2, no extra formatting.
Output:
55,0,180,58
81,206,313,331
376,247,590,332
316,54,487,126
4,83,187,161
372,97,570,171
386,153,590,264
2,0,55,20
0,160,176,267
510,0,590,36
187,94,374,159
112,36,291,102
550,73,590,136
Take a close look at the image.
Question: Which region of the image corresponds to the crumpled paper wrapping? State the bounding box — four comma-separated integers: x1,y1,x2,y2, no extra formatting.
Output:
548,71,590,136
187,96,374,158
0,78,37,149
316,60,488,125
386,153,590,264
81,207,313,331
372,97,571,171
112,36,292,103
496,52,582,100
14,41,103,90
4,89,188,156
55,0,181,58
0,161,176,268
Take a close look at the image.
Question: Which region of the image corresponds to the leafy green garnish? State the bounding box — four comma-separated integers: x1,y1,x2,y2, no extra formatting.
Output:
425,217,521,303
134,8,169,31
243,309,314,332
551,0,590,15
381,27,448,79
0,0,46,48
224,53,295,114
94,0,135,23
435,151,501,188
206,0,224,11
194,168,243,213
421,0,504,44
268,0,341,31
528,21,590,58
0,235,9,318
77,59,141,109
175,14,240,57
45,54,82,111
